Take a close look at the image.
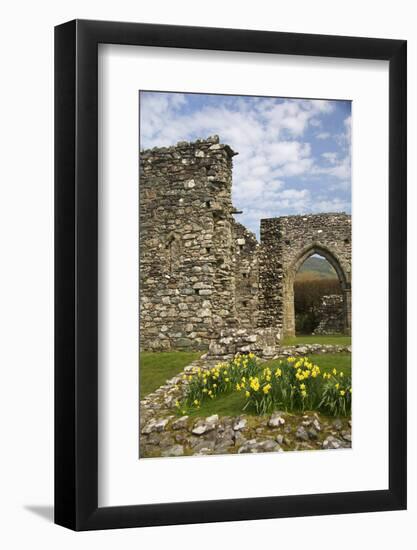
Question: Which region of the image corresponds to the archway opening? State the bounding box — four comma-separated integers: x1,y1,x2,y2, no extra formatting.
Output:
293,253,343,335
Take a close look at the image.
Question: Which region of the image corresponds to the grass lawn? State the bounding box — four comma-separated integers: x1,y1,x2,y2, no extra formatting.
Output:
186,391,247,418
281,335,351,346
140,351,201,399
186,353,351,418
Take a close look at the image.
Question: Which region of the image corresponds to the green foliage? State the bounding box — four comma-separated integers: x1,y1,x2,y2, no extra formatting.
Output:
238,357,324,415
178,353,351,417
319,375,352,416
139,351,201,398
177,353,259,411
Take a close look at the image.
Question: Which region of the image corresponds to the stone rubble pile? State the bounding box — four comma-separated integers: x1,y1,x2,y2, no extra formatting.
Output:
140,409,351,458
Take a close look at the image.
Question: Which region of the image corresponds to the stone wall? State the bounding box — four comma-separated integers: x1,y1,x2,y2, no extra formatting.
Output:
259,213,351,337
314,294,345,335
140,136,352,351
140,136,238,351
208,327,280,359
233,222,260,328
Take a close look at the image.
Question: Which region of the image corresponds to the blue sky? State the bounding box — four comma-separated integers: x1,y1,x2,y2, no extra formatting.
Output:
140,91,351,237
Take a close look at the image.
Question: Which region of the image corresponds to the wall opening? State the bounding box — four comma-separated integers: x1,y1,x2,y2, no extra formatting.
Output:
282,244,351,339
294,253,342,335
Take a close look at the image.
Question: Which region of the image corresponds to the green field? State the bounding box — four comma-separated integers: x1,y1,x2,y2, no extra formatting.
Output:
139,351,201,399
298,255,338,279
282,335,351,346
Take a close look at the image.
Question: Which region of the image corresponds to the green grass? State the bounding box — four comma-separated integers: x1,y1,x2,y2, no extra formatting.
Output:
184,353,351,417
140,351,201,399
282,335,351,346
185,391,248,418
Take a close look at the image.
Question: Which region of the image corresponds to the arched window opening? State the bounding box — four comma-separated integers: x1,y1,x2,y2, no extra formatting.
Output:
293,253,343,335
165,234,181,274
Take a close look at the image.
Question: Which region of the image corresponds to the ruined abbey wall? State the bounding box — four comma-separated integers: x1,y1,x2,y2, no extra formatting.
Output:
140,136,239,351
233,222,259,328
259,213,352,337
140,136,351,352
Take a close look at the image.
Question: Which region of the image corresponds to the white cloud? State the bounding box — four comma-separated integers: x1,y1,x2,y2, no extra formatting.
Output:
314,198,350,212
309,118,321,128
313,154,350,182
140,93,350,236
322,152,338,163
316,131,331,140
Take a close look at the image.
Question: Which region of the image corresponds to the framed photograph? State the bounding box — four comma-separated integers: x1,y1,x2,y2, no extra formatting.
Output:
55,19,407,530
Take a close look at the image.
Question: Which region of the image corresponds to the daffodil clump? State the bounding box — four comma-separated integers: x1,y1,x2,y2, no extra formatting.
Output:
237,357,324,414
178,354,351,417
177,353,259,412
318,368,352,416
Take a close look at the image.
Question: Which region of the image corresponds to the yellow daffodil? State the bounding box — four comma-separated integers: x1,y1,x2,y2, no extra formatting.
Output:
340,390,345,396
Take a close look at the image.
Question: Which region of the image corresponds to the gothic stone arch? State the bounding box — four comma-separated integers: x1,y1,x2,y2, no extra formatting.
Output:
259,213,351,338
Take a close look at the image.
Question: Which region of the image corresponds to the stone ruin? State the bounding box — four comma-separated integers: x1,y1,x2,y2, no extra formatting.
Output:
140,136,351,356
313,294,345,335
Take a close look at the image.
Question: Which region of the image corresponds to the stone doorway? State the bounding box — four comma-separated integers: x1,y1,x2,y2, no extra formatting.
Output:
283,245,351,338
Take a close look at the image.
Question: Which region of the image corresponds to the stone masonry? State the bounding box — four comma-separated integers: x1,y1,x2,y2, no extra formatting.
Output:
140,136,351,351
140,136,238,351
259,213,351,338
314,294,345,335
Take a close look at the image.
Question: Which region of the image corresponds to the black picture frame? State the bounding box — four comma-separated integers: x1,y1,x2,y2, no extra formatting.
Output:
55,19,407,531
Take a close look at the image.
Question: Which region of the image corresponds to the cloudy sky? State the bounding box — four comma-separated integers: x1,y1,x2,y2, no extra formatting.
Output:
140,91,351,237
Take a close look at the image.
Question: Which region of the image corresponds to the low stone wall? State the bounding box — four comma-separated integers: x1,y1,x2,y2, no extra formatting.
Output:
207,327,281,359
207,334,350,360
275,343,351,358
